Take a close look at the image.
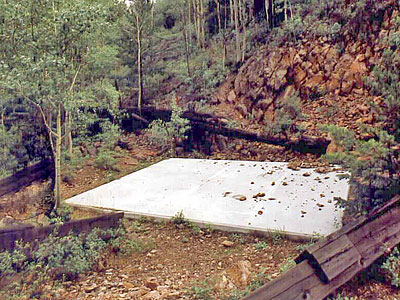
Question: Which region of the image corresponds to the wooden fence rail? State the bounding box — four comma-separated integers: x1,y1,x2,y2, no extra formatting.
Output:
244,195,400,300
125,106,330,154
0,212,124,252
0,159,53,198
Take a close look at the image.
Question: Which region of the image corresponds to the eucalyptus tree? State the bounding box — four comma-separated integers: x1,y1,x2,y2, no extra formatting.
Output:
0,0,120,209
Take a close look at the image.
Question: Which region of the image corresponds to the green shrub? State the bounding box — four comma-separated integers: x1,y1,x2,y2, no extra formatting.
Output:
321,125,399,215
328,294,356,300
0,247,27,277
147,98,190,154
171,210,187,225
254,241,269,251
279,259,296,273
94,149,119,171
381,246,400,287
0,225,125,300
48,205,73,224
265,93,303,138
190,281,213,300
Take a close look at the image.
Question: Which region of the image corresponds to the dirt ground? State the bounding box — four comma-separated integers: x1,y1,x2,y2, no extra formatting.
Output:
47,217,302,300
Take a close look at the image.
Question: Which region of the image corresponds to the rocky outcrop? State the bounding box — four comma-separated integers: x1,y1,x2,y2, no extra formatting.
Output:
216,1,398,128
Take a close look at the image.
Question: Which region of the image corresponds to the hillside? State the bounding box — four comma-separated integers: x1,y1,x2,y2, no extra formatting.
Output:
1,0,400,299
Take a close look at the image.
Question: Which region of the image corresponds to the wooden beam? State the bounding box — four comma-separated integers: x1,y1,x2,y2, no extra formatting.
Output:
244,195,400,300
124,106,330,154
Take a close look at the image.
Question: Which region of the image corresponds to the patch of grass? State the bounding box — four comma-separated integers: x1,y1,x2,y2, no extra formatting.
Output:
269,230,284,245
254,241,269,251
128,221,142,233
223,272,270,300
171,210,187,225
204,224,215,234
231,233,245,245
295,241,316,252
279,258,296,274
328,293,357,300
117,238,155,255
190,280,213,300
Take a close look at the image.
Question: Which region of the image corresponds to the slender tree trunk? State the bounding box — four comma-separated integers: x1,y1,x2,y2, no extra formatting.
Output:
187,0,193,45
233,0,241,63
229,0,234,26
215,0,222,33
240,0,246,62
193,0,201,47
199,0,206,47
224,0,227,30
265,0,270,27
54,104,62,210
1,110,4,129
65,111,73,157
284,0,288,21
136,15,143,114
182,6,191,76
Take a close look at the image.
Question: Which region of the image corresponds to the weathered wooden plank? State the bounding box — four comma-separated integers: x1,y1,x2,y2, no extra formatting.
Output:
307,235,361,283
0,212,124,252
244,196,400,300
0,159,54,197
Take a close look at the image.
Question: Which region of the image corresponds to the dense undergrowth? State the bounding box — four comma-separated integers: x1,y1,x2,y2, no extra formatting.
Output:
0,223,136,300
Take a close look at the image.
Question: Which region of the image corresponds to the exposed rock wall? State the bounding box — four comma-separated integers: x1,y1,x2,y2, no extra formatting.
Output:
217,1,398,127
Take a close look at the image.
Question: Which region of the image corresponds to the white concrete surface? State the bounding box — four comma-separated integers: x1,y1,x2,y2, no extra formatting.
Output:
66,158,349,237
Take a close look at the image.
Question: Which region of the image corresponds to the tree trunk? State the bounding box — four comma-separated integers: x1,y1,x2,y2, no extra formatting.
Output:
199,0,206,47
284,0,288,21
233,0,241,63
265,0,270,27
215,0,222,33
54,104,62,210
224,0,228,30
230,0,234,26
65,111,73,157
136,14,143,114
182,4,191,76
240,0,247,62
193,0,201,47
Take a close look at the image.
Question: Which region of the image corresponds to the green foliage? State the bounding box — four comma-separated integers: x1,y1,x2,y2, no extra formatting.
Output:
48,205,73,225
321,125,399,214
254,241,269,251
190,280,213,300
0,225,125,299
328,293,356,300
0,126,27,177
381,246,400,287
0,0,124,181
366,48,400,141
265,93,303,137
94,149,119,171
171,210,187,225
117,238,155,255
231,233,245,244
279,258,296,273
271,16,305,46
223,272,270,300
62,150,89,183
147,98,190,152
0,246,27,277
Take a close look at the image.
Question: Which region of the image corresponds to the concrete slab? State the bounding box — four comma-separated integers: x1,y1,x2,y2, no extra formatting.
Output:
66,159,349,238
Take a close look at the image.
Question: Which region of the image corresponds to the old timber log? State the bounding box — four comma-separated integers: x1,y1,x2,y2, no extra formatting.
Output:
244,195,400,300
